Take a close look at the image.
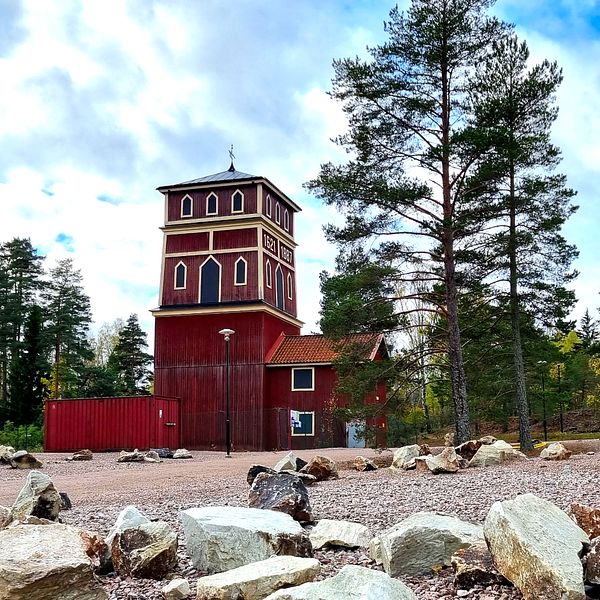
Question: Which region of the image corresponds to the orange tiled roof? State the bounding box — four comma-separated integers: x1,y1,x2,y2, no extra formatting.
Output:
266,333,384,365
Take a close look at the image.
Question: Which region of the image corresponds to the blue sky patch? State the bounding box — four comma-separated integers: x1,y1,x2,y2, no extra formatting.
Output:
55,232,74,252
97,194,122,206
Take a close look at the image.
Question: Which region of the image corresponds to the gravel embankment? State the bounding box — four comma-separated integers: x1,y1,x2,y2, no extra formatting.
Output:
2,448,599,599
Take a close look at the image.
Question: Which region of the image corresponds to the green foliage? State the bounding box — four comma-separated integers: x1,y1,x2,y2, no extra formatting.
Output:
108,314,153,395
0,420,43,452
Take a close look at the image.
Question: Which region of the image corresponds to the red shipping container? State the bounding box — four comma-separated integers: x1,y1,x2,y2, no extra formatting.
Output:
44,395,180,452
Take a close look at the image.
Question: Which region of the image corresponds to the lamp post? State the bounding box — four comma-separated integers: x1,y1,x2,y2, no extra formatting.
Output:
557,363,564,434
537,360,548,441
219,328,235,457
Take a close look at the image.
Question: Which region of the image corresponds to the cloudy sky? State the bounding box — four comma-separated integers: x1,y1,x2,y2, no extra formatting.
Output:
1,0,598,346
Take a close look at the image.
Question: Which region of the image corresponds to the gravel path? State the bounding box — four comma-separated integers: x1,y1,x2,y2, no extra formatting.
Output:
2,448,599,599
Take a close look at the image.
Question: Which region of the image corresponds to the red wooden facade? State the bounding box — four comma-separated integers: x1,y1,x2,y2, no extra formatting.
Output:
44,396,180,452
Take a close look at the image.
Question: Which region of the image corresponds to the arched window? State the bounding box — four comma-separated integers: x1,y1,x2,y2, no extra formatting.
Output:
181,195,192,217
199,256,221,304
275,202,281,224
234,257,247,286
232,190,244,213
275,265,284,310
265,260,272,289
287,273,293,300
206,192,218,215
283,209,289,231
174,261,187,289
266,194,272,217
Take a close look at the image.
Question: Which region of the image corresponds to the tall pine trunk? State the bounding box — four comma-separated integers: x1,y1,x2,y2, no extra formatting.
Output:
441,51,470,444
509,165,532,451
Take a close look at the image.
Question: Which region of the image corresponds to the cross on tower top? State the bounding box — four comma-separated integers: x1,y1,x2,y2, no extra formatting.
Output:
228,145,235,172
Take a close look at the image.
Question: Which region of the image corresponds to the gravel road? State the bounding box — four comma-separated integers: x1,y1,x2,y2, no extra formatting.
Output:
2,447,599,599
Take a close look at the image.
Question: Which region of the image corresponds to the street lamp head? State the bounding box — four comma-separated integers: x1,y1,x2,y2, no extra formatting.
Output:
219,328,235,342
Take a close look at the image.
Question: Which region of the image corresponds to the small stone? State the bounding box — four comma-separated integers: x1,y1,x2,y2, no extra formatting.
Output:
353,456,378,471
248,471,313,522
172,448,192,459
299,456,338,481
162,577,190,599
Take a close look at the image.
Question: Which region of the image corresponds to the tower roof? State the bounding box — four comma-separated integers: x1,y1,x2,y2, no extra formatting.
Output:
156,169,302,212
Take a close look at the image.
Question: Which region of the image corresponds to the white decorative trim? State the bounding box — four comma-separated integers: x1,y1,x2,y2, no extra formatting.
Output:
275,202,281,224
275,263,284,310
234,257,247,286
198,255,222,303
180,194,193,218
174,261,187,289
265,259,272,289
287,273,293,300
206,192,218,216
266,193,272,217
231,189,244,214
291,411,315,436
283,209,289,231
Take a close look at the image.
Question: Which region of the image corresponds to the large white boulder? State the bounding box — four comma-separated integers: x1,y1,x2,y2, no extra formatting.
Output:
0,524,107,600
309,519,371,550
180,506,312,574
391,445,421,470
105,505,150,549
378,512,484,576
540,442,572,461
196,556,320,600
484,493,589,600
469,440,526,467
264,564,416,599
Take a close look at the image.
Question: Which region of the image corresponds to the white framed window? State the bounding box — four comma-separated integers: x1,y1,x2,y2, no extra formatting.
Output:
232,189,244,213
292,367,314,391
181,195,193,217
199,256,221,304
287,273,293,300
174,261,187,289
275,202,281,224
206,192,218,215
283,209,289,231
265,260,272,288
234,257,247,286
266,194,272,217
275,264,284,310
291,411,315,437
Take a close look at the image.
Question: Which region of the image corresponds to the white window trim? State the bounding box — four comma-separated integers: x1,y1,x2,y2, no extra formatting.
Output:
287,273,293,300
275,264,284,310
234,257,247,286
283,209,289,231
291,367,315,391
206,192,218,216
181,194,193,218
266,194,272,217
174,261,187,289
275,202,281,224
266,259,272,289
231,189,244,214
198,255,222,303
291,411,315,437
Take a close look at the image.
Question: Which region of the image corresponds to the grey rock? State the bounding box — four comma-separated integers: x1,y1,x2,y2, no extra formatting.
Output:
264,564,417,599
0,445,15,464
117,449,145,462
9,451,43,469
425,447,460,474
274,451,303,472
469,440,527,467
196,556,320,600
309,518,371,549
378,512,484,576
151,447,173,459
180,506,312,574
161,577,190,599
143,450,161,463
540,442,572,461
299,455,338,481
451,542,510,589
249,472,313,522
353,456,378,471
172,448,193,459
0,523,108,599
391,445,420,470
10,470,61,522
248,464,277,486
68,449,93,461
484,493,589,600
585,537,600,585
60,492,72,510
111,520,178,579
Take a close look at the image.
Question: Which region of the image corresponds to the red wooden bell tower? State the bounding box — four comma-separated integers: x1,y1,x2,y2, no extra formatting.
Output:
152,165,302,450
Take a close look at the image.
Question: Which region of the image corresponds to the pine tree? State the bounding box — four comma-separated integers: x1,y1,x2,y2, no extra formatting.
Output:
108,314,153,395
307,0,509,443
469,36,578,450
0,239,44,418
579,309,598,351
43,258,93,398
8,305,49,425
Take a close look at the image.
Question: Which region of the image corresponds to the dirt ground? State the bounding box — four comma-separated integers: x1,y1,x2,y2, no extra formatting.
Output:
0,447,382,507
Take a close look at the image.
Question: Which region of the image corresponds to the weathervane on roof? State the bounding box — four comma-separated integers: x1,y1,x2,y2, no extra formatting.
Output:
228,145,236,172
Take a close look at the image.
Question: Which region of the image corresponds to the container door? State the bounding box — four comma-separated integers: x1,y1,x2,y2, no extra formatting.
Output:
150,398,180,450
346,421,366,448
